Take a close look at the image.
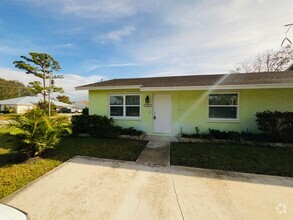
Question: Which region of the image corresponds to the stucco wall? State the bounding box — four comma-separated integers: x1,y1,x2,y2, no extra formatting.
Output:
89,88,293,136
0,104,34,113
0,104,17,113
16,105,34,114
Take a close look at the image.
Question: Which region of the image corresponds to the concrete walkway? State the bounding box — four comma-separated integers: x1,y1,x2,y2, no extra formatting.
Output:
2,156,293,220
136,135,178,166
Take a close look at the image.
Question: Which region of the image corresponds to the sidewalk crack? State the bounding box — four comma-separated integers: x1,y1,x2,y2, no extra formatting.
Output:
167,167,185,220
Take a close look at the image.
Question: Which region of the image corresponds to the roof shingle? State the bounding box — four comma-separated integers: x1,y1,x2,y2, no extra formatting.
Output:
76,71,293,89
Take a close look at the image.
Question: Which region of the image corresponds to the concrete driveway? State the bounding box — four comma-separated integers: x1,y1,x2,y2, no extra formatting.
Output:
2,156,293,220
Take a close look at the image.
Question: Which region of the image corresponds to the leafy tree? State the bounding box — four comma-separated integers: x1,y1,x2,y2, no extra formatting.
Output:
13,52,64,102
27,81,43,96
232,45,293,73
10,107,70,158
36,101,57,116
0,78,32,100
27,81,64,97
56,95,72,104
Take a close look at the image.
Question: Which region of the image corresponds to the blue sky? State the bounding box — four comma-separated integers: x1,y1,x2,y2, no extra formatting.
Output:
0,0,293,100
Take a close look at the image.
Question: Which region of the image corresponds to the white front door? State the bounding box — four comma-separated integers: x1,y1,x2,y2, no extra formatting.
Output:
153,94,172,134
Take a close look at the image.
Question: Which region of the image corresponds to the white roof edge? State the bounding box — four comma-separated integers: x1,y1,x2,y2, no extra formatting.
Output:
75,83,293,91
75,85,142,91
0,96,73,107
140,83,293,91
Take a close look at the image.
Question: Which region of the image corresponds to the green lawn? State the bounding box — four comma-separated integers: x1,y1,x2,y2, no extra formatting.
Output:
171,142,293,177
0,127,146,199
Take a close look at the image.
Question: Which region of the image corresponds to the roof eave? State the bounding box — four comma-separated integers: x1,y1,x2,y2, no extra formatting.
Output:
74,83,293,91
140,83,293,91
75,85,142,91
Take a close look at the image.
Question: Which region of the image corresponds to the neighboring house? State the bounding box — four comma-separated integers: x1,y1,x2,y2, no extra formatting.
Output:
76,71,293,136
0,96,72,114
58,101,89,113
72,101,89,110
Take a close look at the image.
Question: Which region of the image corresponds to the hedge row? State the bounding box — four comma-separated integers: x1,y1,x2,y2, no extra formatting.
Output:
71,115,118,138
256,111,293,143
71,115,143,138
182,111,293,143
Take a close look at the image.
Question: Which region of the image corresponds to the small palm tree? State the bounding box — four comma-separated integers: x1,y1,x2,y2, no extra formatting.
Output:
10,107,70,157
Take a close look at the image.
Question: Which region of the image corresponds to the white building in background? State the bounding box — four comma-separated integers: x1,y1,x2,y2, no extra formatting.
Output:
0,96,72,114
72,101,88,110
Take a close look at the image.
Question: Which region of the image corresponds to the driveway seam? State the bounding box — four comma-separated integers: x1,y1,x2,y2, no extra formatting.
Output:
166,166,185,220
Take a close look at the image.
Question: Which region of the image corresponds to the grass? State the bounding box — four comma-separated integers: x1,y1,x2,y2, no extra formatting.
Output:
0,126,147,199
171,142,293,177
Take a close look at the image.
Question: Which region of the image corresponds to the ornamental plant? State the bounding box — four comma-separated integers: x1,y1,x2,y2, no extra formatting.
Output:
10,107,70,157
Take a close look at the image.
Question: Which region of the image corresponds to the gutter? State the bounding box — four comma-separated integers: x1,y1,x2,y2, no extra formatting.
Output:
75,85,142,91
140,83,293,91
75,83,293,91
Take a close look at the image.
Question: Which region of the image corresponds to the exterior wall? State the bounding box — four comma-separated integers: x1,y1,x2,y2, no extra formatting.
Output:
0,104,34,113
0,104,17,113
16,105,34,114
89,88,293,136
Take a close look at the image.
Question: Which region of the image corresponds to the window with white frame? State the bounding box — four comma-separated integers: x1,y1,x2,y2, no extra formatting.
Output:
109,95,140,118
208,93,239,120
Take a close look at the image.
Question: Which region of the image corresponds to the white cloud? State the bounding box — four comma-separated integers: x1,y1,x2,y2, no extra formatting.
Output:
95,26,135,44
0,67,37,85
108,63,139,67
7,0,293,77
21,0,157,21
126,0,293,76
62,0,137,20
56,74,106,101
0,68,105,101
82,59,140,72
55,43,73,48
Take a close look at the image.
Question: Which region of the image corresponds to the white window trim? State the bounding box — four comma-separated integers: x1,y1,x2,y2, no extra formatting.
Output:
208,92,240,121
108,94,141,119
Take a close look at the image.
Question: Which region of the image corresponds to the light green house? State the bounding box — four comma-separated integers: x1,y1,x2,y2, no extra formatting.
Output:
76,71,293,136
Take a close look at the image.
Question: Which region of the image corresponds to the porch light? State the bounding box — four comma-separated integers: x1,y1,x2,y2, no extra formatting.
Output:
145,95,150,104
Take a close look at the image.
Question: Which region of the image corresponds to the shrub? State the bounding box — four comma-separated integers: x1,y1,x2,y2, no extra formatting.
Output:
121,127,143,136
239,131,261,142
182,128,261,143
208,129,230,139
181,132,209,139
10,107,70,157
88,116,121,138
255,110,293,143
11,152,28,163
71,115,121,138
71,115,92,135
82,107,89,115
36,101,57,115
3,106,16,114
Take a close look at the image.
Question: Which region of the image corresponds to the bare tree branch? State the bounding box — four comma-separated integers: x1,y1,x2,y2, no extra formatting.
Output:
231,45,293,73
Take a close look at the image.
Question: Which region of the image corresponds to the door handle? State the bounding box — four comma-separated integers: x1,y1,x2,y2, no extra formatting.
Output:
153,115,156,120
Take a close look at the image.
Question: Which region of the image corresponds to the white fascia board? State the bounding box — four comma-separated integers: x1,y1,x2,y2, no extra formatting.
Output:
140,83,293,91
75,85,142,91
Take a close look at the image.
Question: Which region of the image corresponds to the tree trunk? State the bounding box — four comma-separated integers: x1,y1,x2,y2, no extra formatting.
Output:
42,67,46,103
